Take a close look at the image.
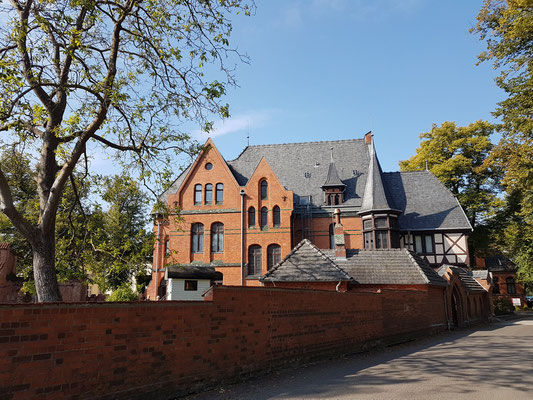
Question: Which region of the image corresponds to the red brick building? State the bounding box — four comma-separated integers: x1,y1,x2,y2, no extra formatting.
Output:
149,133,475,314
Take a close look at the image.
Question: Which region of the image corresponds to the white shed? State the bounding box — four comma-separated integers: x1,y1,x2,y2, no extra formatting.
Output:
165,265,222,301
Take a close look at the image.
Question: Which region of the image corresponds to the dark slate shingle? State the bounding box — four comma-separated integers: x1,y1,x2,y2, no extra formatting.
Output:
382,171,472,231
261,239,352,282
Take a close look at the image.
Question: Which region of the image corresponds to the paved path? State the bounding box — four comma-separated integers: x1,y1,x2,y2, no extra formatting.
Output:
185,314,533,400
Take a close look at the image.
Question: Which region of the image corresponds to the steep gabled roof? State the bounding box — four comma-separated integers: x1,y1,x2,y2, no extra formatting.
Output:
359,143,396,214
382,171,472,231
260,239,352,282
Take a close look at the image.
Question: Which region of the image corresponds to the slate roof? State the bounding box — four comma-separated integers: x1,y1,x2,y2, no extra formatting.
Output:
323,162,345,187
227,139,370,208
484,255,516,272
159,137,472,231
437,265,487,293
263,241,447,286
261,239,352,282
359,143,396,214
471,269,490,280
165,265,223,280
382,171,472,231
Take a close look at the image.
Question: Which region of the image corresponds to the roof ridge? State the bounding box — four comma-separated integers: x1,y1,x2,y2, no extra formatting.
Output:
228,138,365,161
405,249,431,284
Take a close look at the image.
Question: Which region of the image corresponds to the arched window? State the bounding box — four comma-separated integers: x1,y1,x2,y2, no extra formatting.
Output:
506,277,516,294
248,207,256,228
215,183,224,204
248,245,262,276
204,183,213,205
260,207,268,229
267,244,281,270
194,184,202,205
273,206,281,227
329,224,335,249
211,222,224,253
260,179,268,200
191,223,204,253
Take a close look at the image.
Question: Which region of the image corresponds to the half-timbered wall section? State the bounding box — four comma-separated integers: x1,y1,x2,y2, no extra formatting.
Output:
401,232,469,267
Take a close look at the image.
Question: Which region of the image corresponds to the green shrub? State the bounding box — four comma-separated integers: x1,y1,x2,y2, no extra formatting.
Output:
494,297,514,315
106,285,138,302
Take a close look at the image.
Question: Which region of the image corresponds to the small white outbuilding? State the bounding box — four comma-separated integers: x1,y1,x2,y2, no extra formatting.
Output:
165,265,222,301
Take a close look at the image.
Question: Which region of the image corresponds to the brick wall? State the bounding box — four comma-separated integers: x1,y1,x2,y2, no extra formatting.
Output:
0,285,446,400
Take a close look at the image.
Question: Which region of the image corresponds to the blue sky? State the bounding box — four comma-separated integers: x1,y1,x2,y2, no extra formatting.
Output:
193,0,503,173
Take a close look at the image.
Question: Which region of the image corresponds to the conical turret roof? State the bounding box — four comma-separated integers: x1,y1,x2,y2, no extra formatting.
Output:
322,147,345,188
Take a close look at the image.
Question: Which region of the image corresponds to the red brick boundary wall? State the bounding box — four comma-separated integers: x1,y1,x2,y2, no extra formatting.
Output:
0,286,446,400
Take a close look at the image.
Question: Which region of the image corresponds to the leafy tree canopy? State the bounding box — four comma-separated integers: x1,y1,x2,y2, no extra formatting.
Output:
0,0,252,301
473,0,533,284
399,121,502,261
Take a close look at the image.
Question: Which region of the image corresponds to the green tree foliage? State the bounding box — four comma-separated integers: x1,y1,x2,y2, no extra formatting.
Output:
473,0,533,284
87,175,153,293
399,121,502,260
0,0,251,301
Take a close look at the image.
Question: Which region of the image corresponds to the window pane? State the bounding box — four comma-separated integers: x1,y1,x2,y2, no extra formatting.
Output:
215,183,223,204
261,207,268,228
506,277,516,294
184,280,198,291
192,224,204,253
364,232,374,249
329,224,335,249
267,244,281,270
375,218,387,228
273,206,280,226
248,207,255,227
425,235,433,253
414,235,423,254
205,184,212,204
194,184,202,204
260,180,268,200
363,219,372,230
376,230,388,249
248,245,262,275
211,223,224,253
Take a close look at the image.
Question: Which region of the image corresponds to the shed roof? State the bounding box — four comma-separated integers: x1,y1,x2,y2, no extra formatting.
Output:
437,265,487,293
165,265,222,280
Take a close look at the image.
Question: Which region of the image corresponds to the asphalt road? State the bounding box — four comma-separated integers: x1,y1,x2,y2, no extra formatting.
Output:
185,314,533,400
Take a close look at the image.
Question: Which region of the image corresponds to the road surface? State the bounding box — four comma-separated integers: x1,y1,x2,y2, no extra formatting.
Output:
184,314,533,400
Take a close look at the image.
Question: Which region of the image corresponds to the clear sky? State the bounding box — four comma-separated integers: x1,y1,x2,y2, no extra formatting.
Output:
192,0,504,173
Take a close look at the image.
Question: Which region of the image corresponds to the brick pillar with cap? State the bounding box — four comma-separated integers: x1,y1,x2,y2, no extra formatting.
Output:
333,209,346,259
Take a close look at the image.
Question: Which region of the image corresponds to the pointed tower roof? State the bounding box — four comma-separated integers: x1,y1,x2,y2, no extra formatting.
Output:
322,147,345,188
359,139,397,214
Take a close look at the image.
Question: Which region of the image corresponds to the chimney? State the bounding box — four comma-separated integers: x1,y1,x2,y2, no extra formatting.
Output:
364,131,373,145
333,209,346,259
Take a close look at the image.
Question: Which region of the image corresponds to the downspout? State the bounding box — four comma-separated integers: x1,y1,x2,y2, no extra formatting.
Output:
153,217,161,301
240,189,246,286
336,281,342,292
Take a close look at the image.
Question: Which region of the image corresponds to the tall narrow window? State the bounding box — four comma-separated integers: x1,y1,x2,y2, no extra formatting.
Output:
248,207,256,228
506,277,516,294
273,206,281,227
329,224,335,249
204,183,212,205
260,207,268,229
260,180,268,200
191,223,204,253
215,183,224,204
375,231,388,249
267,244,281,270
364,231,374,249
492,277,500,294
164,239,170,257
194,184,202,205
211,222,224,253
248,245,262,276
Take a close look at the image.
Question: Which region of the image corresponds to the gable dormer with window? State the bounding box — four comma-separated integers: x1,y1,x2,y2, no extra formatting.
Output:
322,148,346,206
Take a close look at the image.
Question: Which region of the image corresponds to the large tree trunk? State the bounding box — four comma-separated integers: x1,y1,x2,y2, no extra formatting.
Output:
32,232,62,302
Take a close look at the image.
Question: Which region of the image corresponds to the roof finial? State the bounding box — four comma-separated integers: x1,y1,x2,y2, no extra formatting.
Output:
330,147,334,163
247,134,250,147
